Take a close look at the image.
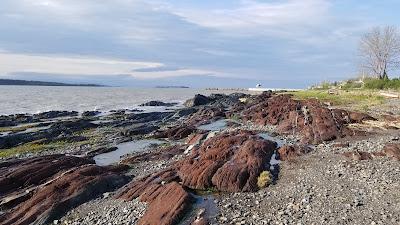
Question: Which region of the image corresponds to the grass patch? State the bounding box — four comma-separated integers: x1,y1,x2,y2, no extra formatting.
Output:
286,90,385,111
364,78,400,90
257,171,272,189
0,140,68,158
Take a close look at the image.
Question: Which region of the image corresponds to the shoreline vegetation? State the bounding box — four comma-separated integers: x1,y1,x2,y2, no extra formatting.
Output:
0,78,105,87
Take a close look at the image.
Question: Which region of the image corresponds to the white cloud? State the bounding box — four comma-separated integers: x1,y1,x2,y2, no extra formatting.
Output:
170,0,331,33
0,53,223,79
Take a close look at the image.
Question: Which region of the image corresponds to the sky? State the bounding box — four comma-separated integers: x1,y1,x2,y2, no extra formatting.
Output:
0,0,399,88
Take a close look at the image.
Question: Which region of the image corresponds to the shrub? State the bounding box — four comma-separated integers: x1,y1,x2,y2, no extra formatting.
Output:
364,78,400,90
257,171,272,188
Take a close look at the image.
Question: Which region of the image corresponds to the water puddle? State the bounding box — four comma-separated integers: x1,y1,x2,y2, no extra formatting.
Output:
258,133,285,148
93,139,165,166
258,132,286,180
198,119,228,131
180,192,219,225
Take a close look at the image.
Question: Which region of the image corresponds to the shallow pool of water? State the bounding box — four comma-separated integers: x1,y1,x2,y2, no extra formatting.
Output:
198,119,228,131
258,133,285,148
93,139,165,166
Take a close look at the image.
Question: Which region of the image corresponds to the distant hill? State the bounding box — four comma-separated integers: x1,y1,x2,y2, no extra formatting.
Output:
0,79,104,87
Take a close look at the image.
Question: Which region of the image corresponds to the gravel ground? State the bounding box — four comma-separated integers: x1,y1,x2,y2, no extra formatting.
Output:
215,134,400,225
59,195,147,225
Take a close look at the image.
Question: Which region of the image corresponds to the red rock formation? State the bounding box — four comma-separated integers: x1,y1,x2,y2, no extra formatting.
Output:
179,131,276,192
138,182,193,225
0,155,94,197
382,143,400,160
0,165,128,225
238,93,374,144
116,167,180,201
278,145,311,161
116,168,193,225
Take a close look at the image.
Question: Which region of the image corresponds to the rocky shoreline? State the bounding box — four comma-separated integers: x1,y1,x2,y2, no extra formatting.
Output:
1,91,400,225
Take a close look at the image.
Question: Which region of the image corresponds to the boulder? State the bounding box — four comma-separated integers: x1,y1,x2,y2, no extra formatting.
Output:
178,131,276,192
184,94,210,107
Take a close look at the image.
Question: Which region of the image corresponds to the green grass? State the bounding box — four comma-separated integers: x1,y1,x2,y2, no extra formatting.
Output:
363,78,400,90
0,140,68,158
286,90,385,111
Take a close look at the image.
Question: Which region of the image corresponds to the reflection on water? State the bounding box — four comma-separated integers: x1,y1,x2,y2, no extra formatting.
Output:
93,139,165,166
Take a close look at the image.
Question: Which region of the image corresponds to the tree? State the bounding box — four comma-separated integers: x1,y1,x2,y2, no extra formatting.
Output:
359,26,400,79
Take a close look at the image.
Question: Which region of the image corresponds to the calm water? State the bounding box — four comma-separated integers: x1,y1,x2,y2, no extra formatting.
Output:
0,86,244,115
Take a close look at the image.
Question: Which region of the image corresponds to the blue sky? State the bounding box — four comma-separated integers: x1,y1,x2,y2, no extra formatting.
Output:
0,0,399,88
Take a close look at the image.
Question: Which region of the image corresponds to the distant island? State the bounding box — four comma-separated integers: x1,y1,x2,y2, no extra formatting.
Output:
0,79,105,87
155,85,189,88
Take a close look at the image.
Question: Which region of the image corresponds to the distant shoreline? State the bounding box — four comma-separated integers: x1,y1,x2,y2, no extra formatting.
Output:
0,79,105,87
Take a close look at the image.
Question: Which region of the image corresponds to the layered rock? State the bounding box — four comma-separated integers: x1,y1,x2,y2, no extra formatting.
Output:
237,93,374,144
185,106,226,126
154,125,197,140
0,155,94,198
139,101,177,107
179,131,277,192
0,119,97,149
137,182,193,225
0,164,128,225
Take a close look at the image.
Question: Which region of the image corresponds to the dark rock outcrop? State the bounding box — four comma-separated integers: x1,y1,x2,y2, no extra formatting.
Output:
82,111,101,117
154,125,197,140
139,101,178,107
120,124,159,136
0,120,97,149
184,94,211,107
33,111,78,120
